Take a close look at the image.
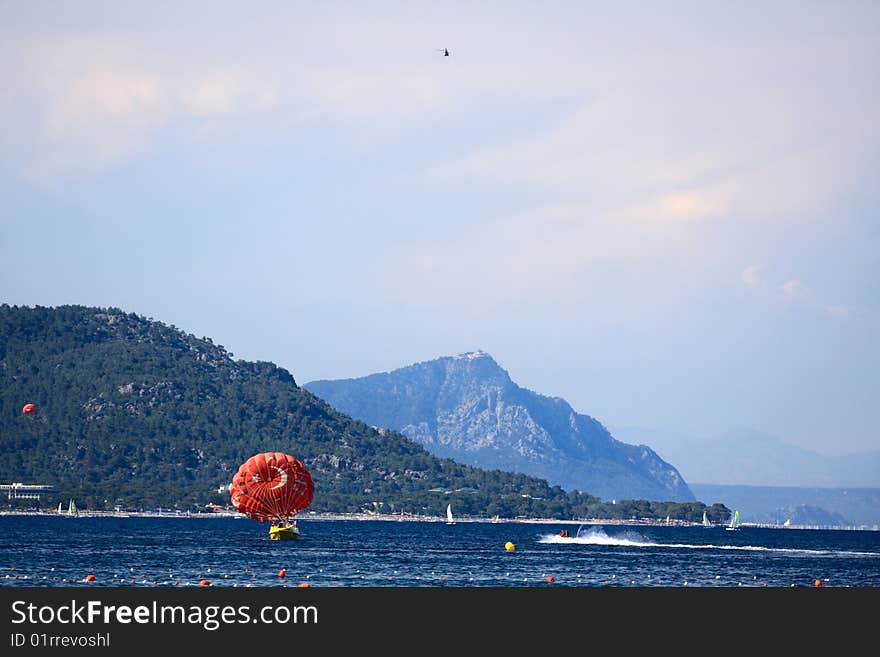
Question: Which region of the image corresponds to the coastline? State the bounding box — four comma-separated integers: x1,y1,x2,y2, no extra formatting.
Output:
1,509,873,530
0,508,695,526
0,509,754,528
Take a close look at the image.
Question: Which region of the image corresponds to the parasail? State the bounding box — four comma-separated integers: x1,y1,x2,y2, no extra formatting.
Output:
230,452,314,523
22,403,36,414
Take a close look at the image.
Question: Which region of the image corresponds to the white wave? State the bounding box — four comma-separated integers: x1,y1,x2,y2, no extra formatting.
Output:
540,526,657,547
538,526,879,558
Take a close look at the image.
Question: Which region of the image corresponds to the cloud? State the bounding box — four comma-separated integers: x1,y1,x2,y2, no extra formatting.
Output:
429,19,879,226
355,197,719,318
743,273,853,319
362,204,593,309
741,265,763,289
780,279,814,301
304,69,450,121
620,189,731,226
1,37,282,182
181,73,278,118
47,70,166,129
4,3,877,208
36,67,172,176
823,304,851,319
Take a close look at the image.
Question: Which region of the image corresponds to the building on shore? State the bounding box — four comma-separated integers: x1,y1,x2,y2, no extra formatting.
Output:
1,482,55,501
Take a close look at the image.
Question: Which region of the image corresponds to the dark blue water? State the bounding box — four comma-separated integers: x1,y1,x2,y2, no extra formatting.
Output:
2,516,878,587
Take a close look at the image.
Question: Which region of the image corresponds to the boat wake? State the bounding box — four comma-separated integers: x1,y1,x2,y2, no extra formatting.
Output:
541,526,653,547
538,526,879,558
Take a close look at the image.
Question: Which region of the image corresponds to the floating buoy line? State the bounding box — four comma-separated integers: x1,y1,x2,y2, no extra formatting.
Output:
0,554,834,589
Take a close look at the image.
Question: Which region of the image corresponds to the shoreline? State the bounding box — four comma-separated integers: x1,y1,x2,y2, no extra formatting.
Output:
0,509,698,526
2,509,869,530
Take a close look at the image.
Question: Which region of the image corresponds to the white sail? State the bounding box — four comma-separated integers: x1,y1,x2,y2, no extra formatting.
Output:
703,511,711,527
726,509,740,530
446,503,455,525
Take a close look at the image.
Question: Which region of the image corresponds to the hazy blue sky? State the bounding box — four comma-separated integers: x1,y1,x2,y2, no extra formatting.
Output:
2,2,877,456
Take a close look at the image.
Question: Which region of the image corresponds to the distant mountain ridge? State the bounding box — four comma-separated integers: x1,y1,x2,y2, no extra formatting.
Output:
610,427,880,526
689,484,880,527
305,351,694,502
612,426,880,488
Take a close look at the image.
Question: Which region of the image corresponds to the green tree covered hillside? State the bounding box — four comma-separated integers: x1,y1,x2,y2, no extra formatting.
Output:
0,304,727,523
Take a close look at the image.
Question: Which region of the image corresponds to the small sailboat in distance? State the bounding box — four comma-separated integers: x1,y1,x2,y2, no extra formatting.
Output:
67,499,78,518
446,503,455,525
726,509,741,531
703,510,712,528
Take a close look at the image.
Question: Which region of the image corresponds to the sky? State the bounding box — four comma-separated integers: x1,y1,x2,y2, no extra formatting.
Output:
1,1,878,457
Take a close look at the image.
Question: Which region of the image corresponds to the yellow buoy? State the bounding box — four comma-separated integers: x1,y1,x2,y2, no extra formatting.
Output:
505,541,515,552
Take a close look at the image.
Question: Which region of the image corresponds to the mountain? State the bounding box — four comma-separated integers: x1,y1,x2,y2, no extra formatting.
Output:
611,426,880,488
305,351,694,503
689,484,880,528
0,304,715,521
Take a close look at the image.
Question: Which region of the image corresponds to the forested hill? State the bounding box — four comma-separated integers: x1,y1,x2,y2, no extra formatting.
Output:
0,305,725,523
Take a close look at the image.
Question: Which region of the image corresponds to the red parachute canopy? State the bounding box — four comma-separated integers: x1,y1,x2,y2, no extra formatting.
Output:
22,403,36,414
230,452,314,523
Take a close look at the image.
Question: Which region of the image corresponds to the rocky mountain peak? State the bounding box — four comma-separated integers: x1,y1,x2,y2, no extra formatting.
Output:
305,353,694,502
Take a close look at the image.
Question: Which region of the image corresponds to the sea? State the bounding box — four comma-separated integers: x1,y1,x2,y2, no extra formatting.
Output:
2,515,879,588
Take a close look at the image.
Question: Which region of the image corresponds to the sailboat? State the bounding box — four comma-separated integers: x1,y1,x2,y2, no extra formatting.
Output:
446,503,455,525
67,499,78,518
702,510,712,528
725,509,740,531
57,502,63,515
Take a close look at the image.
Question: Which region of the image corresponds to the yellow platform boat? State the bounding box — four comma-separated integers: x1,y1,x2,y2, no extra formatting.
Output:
269,521,300,540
